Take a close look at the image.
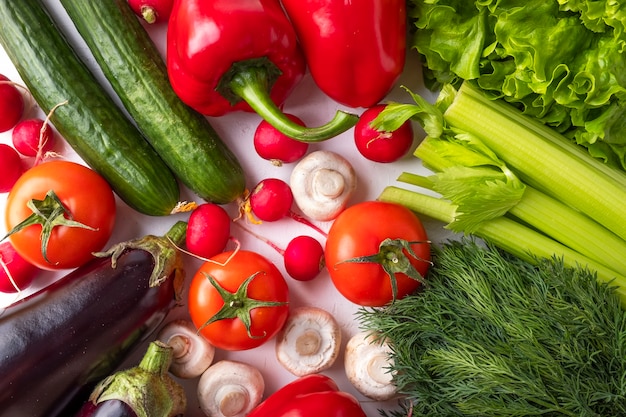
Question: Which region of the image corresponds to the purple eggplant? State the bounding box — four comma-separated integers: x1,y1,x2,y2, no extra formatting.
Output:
0,221,186,417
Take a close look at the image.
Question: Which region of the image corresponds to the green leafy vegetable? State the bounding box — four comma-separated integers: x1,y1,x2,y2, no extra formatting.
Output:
377,82,626,303
409,0,626,169
357,239,626,416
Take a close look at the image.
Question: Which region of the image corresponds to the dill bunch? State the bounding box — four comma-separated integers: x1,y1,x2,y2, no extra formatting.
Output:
357,239,626,416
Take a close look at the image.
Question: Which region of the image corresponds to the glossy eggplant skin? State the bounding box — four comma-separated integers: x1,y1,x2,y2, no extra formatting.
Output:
0,248,177,417
74,400,137,417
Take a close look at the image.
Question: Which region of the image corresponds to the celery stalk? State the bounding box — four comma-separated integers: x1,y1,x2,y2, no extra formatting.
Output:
379,186,626,304
408,136,626,277
445,82,626,241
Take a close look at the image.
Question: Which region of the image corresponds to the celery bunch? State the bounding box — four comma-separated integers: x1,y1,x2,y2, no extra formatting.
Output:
377,82,626,304
357,239,626,416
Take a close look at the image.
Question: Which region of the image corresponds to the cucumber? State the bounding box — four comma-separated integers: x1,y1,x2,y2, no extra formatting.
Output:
60,0,247,204
0,0,181,216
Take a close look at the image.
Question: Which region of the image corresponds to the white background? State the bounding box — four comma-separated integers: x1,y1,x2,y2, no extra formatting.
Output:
0,2,451,415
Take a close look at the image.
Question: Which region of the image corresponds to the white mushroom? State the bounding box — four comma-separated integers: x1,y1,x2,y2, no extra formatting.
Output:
275,306,341,376
157,319,215,379
289,150,356,221
197,360,265,417
344,331,397,401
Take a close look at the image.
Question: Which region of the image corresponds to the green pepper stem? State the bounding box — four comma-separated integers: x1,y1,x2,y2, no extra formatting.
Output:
228,65,358,142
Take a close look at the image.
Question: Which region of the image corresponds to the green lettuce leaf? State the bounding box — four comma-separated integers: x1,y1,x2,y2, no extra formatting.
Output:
409,0,626,170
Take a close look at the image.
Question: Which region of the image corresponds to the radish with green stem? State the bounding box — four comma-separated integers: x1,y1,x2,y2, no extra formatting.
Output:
12,118,57,159
254,114,309,166
354,104,414,163
0,144,23,193
0,74,24,132
244,178,327,237
236,224,325,282
186,203,232,259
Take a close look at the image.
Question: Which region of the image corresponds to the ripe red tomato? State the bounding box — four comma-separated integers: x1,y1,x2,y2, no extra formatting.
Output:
4,161,116,270
325,201,430,307
188,250,290,351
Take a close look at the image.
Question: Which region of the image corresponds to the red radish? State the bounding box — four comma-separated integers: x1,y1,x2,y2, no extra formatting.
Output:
186,203,232,259
283,235,325,281
354,104,414,163
236,223,325,282
0,74,25,133
249,178,294,222
247,178,327,237
128,0,174,24
0,241,40,293
0,144,23,193
254,114,309,165
12,118,56,159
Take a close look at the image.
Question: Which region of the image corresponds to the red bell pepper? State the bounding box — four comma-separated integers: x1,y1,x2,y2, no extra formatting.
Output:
280,0,407,108
247,374,367,417
166,0,357,142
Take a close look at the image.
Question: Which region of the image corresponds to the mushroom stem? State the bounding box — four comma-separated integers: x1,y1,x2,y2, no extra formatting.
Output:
216,385,248,417
312,168,345,199
290,150,357,221
296,329,322,355
157,319,215,379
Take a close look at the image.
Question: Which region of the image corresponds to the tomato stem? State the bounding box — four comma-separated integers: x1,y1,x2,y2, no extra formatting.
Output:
198,271,288,338
338,238,430,302
2,190,97,265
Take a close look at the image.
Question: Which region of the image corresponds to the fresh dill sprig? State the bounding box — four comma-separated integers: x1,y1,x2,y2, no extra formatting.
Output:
357,239,626,417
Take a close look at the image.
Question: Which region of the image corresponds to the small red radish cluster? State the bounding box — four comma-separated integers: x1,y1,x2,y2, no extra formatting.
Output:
0,73,58,194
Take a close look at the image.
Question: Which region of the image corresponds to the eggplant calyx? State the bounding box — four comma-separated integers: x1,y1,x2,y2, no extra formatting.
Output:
2,190,97,265
337,238,430,302
89,340,187,417
94,221,187,297
197,271,288,338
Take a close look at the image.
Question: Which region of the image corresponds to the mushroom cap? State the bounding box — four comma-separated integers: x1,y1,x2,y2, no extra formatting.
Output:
157,319,216,379
289,150,357,221
344,331,397,401
275,306,342,376
197,360,265,417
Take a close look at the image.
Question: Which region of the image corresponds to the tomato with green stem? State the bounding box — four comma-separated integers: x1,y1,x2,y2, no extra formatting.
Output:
188,249,289,351
324,201,431,307
3,160,116,270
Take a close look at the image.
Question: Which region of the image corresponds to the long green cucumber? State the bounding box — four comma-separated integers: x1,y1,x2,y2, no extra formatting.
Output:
60,0,247,204
0,0,180,216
